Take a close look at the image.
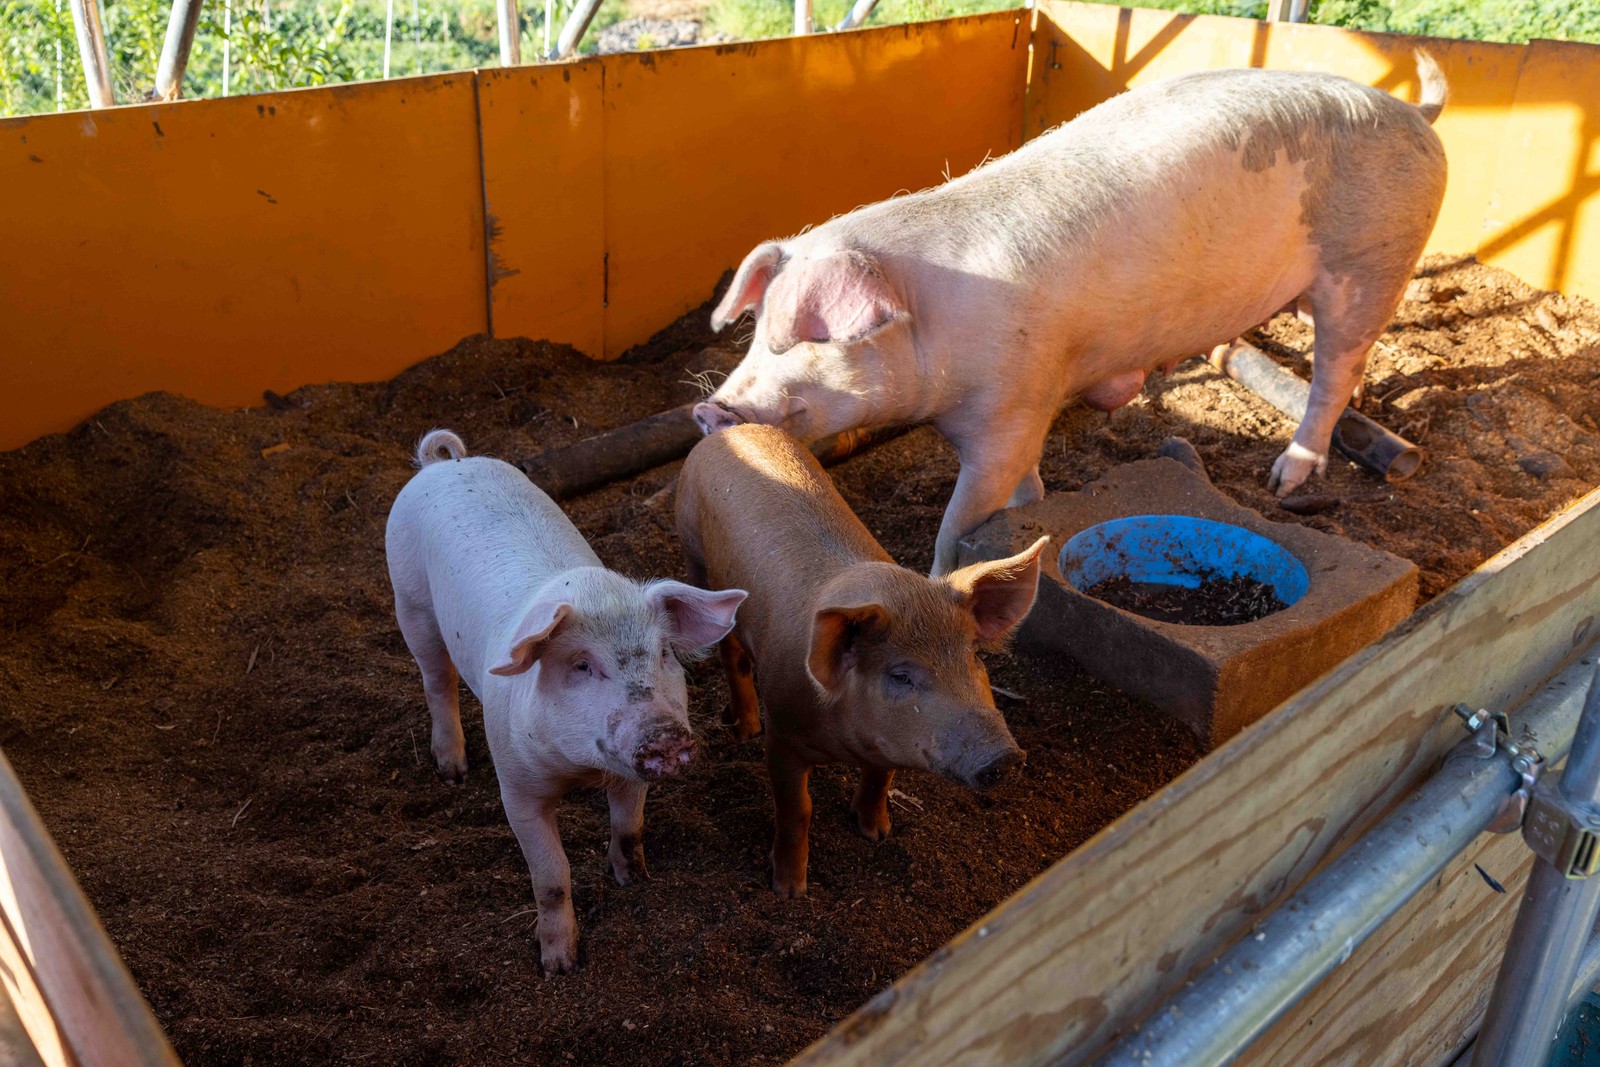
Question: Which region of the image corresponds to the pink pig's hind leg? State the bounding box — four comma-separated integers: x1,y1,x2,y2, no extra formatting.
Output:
394,595,466,784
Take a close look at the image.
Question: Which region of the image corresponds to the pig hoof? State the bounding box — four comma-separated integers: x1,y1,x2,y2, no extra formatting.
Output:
1269,442,1328,498
609,842,649,885
724,709,762,742
771,875,808,900
539,938,579,977
853,814,891,843
434,758,467,785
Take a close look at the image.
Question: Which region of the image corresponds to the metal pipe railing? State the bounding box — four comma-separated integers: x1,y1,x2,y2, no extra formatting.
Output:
1095,650,1600,1067
551,0,600,59
68,0,115,108
498,0,522,65
1471,665,1600,1066
836,0,877,31
793,0,811,34
153,0,204,100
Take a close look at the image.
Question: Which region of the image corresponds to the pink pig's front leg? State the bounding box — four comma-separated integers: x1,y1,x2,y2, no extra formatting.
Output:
932,417,1053,578
501,785,579,976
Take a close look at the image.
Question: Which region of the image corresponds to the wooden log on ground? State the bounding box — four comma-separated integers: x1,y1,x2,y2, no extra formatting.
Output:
521,404,703,500
521,407,909,501
1212,340,1425,483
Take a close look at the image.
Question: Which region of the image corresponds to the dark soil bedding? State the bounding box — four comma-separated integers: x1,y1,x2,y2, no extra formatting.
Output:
1,254,1598,1065
1081,575,1288,626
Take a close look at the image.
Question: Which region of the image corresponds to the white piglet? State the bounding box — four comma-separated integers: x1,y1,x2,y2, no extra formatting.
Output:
696,57,1449,575
385,430,746,975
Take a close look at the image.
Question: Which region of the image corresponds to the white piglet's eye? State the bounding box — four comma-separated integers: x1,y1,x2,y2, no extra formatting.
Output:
573,659,592,676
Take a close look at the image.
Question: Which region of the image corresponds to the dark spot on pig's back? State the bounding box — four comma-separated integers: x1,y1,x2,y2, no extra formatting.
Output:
1236,125,1310,174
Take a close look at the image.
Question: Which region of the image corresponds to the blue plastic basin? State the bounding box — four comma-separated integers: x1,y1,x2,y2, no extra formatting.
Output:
1058,515,1309,610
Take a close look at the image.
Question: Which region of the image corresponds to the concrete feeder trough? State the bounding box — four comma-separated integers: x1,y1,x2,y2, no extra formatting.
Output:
958,457,1419,747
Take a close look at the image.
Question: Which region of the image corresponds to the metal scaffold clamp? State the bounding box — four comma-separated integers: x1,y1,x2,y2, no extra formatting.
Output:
1524,772,1600,879
1453,704,1545,834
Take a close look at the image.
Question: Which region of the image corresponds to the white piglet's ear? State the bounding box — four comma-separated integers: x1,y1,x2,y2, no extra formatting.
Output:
649,580,748,651
764,249,907,355
711,242,785,332
489,601,574,676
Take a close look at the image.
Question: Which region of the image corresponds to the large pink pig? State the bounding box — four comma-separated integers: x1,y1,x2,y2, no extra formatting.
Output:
695,57,1448,575
386,430,746,975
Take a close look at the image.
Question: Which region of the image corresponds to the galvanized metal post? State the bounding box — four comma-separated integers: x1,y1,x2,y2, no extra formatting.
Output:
221,0,232,94
67,0,115,108
498,0,522,65
153,0,204,101
54,0,64,109
836,0,876,31
793,0,810,34
1266,0,1307,21
542,0,551,56
383,0,394,77
552,0,600,59
1471,665,1600,1067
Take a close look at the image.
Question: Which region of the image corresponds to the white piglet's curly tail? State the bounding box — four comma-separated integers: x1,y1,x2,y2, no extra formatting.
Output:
415,429,468,467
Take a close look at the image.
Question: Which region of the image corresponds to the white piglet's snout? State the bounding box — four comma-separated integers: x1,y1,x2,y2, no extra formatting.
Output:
385,430,746,976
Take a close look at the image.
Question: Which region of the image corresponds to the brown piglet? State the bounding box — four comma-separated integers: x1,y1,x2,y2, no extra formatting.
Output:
676,423,1048,898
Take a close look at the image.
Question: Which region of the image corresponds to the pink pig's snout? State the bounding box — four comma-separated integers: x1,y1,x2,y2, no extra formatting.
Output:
693,401,745,436
632,722,698,780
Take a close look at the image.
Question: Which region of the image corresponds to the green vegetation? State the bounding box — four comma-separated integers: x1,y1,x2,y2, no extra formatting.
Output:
707,0,1600,49
0,0,616,114
3,0,1598,117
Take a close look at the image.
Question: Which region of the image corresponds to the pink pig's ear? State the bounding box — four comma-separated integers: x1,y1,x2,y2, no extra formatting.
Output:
946,536,1050,650
649,581,748,651
711,242,785,332
489,600,574,676
764,250,908,355
807,602,888,692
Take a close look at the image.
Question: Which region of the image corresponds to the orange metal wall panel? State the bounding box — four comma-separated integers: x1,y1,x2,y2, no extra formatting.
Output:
0,74,487,451
478,62,606,354
1027,3,1526,265
598,13,1030,356
1479,39,1600,300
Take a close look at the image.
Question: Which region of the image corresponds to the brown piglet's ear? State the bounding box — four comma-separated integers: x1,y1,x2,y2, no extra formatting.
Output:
948,536,1050,649
807,603,888,692
489,601,573,676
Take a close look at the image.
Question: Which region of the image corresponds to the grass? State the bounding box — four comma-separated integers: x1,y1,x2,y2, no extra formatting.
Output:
4,0,1599,116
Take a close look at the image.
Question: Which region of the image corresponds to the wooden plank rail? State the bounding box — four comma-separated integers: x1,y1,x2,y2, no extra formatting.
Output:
793,487,1600,1067
0,747,178,1067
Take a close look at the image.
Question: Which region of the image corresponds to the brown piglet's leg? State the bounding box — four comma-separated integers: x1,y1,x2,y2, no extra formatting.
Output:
719,632,762,742
852,767,894,843
768,746,813,899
